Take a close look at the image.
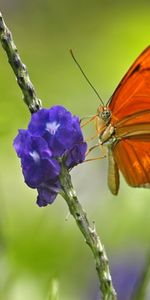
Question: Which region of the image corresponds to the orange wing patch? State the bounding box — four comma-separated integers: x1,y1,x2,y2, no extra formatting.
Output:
115,110,150,139
113,139,150,188
108,46,150,121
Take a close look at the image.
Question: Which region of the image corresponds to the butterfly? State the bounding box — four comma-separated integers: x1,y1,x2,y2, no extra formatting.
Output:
95,46,150,194
70,47,150,195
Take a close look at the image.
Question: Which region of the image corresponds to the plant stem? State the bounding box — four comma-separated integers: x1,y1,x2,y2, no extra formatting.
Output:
59,163,117,300
0,11,42,113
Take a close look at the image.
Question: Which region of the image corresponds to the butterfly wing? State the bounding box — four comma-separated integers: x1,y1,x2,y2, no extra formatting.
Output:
115,110,150,139
107,147,120,195
108,46,150,122
112,138,150,188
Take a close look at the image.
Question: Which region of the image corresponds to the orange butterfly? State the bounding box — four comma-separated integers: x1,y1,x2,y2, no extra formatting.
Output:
95,46,150,194
71,47,150,194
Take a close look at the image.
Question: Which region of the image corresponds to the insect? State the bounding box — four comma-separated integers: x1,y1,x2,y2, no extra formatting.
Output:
70,47,150,195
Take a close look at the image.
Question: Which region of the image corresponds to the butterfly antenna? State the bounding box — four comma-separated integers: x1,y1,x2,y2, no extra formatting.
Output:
70,49,104,106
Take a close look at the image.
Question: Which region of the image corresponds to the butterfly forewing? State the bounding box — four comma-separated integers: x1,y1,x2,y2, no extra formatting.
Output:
108,46,150,122
115,110,150,139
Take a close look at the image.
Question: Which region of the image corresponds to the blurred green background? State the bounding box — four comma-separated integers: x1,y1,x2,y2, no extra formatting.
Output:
0,1,150,299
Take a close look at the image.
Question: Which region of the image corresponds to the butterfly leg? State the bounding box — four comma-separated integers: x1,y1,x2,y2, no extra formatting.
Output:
84,117,106,142
99,143,107,156
84,153,106,162
85,143,107,162
80,115,97,127
86,144,100,156
95,117,106,137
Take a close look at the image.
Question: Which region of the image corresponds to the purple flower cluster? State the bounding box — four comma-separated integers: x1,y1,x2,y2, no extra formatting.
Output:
14,106,87,207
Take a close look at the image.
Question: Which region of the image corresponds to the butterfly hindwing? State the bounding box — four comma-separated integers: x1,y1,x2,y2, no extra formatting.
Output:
113,138,150,188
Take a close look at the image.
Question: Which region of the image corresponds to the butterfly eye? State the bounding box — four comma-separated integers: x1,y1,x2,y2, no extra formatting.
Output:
100,109,111,122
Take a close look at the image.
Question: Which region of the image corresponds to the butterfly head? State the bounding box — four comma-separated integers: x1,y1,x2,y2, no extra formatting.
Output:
97,106,111,124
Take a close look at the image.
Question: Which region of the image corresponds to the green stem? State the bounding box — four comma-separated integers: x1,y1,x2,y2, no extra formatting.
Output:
59,163,117,300
0,11,42,113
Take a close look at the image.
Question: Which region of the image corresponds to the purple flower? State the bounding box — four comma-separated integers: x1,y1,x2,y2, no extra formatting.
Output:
14,105,87,207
